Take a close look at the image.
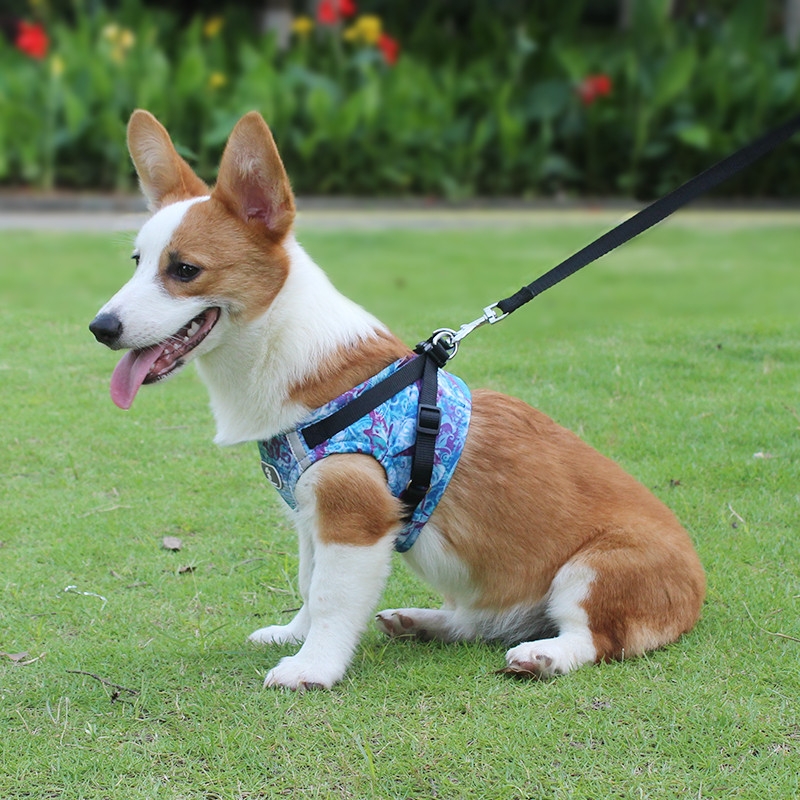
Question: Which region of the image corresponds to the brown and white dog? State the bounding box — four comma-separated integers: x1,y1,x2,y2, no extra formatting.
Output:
90,110,705,690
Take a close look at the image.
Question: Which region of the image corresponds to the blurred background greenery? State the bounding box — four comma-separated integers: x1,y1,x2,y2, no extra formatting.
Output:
1,0,799,199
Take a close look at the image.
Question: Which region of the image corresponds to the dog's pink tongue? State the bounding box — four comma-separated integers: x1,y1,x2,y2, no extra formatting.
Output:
110,345,165,409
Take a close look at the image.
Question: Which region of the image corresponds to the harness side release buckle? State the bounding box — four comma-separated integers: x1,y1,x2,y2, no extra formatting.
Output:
416,404,441,436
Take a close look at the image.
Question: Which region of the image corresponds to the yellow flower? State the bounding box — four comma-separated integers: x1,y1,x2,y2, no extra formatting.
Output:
102,23,120,42
203,16,224,38
343,24,358,42
118,28,136,50
291,16,314,36
50,54,65,78
102,24,135,63
354,15,382,45
208,72,227,90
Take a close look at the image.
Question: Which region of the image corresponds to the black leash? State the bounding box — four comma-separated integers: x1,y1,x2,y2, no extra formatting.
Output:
430,111,800,359
302,112,800,521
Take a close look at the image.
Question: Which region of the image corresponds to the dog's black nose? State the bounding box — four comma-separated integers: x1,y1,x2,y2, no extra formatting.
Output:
89,313,123,346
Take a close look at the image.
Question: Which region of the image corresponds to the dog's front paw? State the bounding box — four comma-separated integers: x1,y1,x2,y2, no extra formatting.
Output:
263,654,342,691
248,624,304,646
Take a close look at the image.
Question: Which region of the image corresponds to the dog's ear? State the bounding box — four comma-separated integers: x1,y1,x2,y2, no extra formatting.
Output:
212,111,295,241
127,110,208,211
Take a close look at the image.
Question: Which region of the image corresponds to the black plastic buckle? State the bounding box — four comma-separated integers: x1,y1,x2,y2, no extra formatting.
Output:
416,404,441,436
414,338,450,368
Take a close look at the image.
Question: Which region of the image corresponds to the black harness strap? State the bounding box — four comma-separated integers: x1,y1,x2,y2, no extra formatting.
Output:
398,342,448,517
302,355,426,450
300,340,450,520
495,111,800,317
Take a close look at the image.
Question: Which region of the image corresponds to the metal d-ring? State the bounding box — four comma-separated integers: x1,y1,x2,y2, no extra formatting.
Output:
431,328,459,360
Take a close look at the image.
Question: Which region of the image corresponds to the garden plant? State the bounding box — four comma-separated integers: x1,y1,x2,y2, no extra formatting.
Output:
2,0,800,197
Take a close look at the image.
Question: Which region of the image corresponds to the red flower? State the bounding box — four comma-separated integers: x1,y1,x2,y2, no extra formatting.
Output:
592,74,612,96
16,20,49,60
339,0,357,17
576,74,612,106
317,0,338,25
377,32,399,66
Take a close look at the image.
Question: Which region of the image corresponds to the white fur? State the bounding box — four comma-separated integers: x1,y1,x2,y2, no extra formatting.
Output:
249,605,310,647
377,561,598,678
400,522,476,608
505,562,597,677
100,204,386,446
258,464,396,689
376,602,545,644
196,237,388,445
104,192,599,689
249,504,314,646
102,198,395,688
375,607,476,643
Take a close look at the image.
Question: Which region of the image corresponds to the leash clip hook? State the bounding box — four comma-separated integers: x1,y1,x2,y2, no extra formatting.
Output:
451,302,508,346
427,304,509,364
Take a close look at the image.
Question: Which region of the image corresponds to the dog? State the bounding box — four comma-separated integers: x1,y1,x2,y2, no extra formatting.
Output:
89,110,705,690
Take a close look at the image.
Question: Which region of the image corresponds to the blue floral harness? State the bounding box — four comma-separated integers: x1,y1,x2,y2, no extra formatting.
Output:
258,355,471,552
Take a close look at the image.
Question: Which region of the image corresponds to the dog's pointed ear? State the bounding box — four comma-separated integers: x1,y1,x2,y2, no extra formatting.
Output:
127,110,208,211
212,112,295,240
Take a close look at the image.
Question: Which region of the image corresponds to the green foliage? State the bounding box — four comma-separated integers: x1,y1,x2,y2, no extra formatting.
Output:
1,216,800,797
1,1,800,196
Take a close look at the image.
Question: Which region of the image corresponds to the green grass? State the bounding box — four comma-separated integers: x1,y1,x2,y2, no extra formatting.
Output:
1,217,799,799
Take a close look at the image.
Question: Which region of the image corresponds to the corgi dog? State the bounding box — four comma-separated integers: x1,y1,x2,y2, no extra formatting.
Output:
90,110,705,691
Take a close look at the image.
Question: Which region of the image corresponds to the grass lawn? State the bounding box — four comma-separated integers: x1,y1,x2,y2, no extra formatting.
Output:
1,215,799,799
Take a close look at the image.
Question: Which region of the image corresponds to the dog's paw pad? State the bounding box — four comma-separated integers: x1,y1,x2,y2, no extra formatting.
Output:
375,610,419,638
397,613,414,629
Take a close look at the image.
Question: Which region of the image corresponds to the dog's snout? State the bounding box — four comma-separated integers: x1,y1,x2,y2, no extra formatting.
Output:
89,313,123,347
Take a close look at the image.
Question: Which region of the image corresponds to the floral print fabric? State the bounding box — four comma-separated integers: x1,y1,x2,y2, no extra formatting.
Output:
258,356,471,552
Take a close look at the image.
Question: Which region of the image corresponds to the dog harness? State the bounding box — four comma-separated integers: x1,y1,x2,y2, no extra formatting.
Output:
258,356,471,552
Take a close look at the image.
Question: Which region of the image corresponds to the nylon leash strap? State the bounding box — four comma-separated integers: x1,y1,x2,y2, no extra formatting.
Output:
429,111,800,358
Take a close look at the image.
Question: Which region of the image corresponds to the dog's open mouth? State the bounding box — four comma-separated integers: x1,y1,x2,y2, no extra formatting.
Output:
110,307,220,410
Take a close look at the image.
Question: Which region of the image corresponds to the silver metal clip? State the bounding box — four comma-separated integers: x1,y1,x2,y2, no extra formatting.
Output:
482,303,508,325
428,303,509,363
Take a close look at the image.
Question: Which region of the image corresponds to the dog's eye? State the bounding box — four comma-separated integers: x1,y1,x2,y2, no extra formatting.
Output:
131,253,140,267
171,263,202,282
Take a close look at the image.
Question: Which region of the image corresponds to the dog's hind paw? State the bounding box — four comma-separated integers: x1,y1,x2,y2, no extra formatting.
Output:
375,608,450,641
375,610,417,637
504,634,596,679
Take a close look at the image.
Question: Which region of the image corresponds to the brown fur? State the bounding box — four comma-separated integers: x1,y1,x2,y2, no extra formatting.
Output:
290,331,412,409
313,455,403,546
128,111,295,323
125,109,705,674
127,110,208,209
163,199,291,322
212,112,295,243
430,389,705,659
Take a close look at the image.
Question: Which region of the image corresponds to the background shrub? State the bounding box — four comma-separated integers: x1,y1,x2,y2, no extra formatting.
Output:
1,0,799,197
